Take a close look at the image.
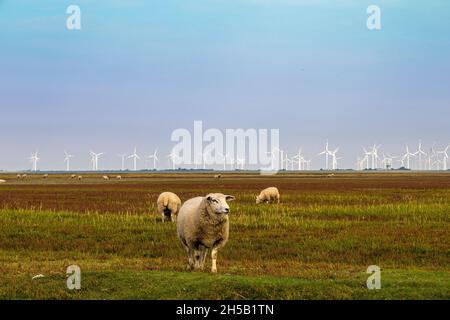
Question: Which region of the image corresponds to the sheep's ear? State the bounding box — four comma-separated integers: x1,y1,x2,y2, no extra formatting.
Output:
206,196,212,202
225,195,235,202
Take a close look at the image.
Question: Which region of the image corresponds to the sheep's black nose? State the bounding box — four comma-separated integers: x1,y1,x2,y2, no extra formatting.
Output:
224,208,230,213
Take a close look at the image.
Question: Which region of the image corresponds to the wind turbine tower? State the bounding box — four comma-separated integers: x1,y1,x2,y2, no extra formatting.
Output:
64,151,74,171
329,147,340,170
127,147,141,171
415,141,427,170
370,144,381,169
90,151,104,171
437,146,449,171
147,149,158,170
168,152,180,170
29,151,39,172
118,153,127,171
402,145,416,169
318,141,331,170
293,148,305,170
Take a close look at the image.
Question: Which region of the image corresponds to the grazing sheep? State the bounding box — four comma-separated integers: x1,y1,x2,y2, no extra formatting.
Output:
177,193,235,273
256,187,280,204
157,192,182,222
21,174,27,179
116,175,122,180
214,174,222,180
77,175,83,181
0,179,6,184
70,174,77,179
327,173,335,178
102,175,110,181
43,174,48,179
17,174,22,180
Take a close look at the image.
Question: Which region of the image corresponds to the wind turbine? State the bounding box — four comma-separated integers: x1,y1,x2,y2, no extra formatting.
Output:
270,148,285,170
304,159,311,170
283,153,291,171
426,145,437,170
147,149,158,170
402,145,416,169
284,154,293,171
355,156,364,170
268,147,283,171
318,141,331,170
276,149,284,170
414,141,427,170
127,147,140,171
168,152,180,170
381,153,395,170
329,147,340,170
290,157,296,170
398,154,406,168
118,153,127,171
266,147,283,171
436,146,449,171
90,151,104,171
387,153,398,170
29,151,39,172
266,151,275,171
371,144,381,169
292,148,305,170
64,151,74,171
362,146,372,169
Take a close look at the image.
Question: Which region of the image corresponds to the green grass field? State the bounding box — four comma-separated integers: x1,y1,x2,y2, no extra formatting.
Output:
0,172,449,299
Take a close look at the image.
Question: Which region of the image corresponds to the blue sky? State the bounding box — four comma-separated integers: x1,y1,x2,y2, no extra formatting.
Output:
0,0,449,170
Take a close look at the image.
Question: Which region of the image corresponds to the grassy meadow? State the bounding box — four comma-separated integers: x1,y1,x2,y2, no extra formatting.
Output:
0,172,449,299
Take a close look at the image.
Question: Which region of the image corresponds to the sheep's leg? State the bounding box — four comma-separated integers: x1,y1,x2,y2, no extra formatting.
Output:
184,246,194,270
163,208,172,222
200,248,209,270
211,247,219,273
158,207,164,223
194,250,202,269
188,249,195,270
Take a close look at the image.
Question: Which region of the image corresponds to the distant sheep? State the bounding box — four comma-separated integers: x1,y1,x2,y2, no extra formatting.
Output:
177,193,235,273
256,187,280,204
116,175,122,180
70,174,77,179
327,173,335,178
157,192,182,222
17,174,22,180
214,174,222,180
77,175,83,181
21,174,27,179
0,179,6,184
43,174,48,179
102,175,110,181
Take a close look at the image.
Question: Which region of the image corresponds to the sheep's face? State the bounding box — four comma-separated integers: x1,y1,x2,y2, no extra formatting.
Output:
256,196,262,204
206,193,235,215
